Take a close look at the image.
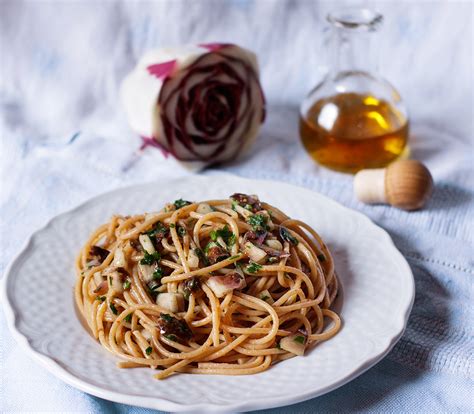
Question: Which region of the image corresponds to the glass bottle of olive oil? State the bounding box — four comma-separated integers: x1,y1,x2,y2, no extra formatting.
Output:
300,9,408,173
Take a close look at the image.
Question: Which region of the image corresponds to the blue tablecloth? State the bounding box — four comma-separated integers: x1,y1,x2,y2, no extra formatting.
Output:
1,1,473,412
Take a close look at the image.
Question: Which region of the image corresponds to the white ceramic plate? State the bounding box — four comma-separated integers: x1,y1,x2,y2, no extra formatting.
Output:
2,175,414,413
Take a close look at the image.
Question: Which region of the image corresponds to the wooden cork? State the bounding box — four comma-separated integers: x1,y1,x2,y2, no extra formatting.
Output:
354,160,433,210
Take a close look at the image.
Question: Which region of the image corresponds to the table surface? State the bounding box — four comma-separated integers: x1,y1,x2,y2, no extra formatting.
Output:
1,1,473,413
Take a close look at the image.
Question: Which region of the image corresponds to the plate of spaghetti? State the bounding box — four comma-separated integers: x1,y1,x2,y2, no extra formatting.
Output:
2,175,414,413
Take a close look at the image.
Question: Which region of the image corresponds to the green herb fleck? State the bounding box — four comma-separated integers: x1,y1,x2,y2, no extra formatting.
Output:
248,214,268,231
229,254,241,261
294,335,306,344
169,223,176,228
152,267,163,280
109,276,112,284
165,334,178,342
210,225,234,246
124,313,132,323
246,262,263,273
160,313,173,323
146,222,168,239
317,254,326,262
96,296,106,302
140,251,161,265
280,227,299,246
177,226,187,237
276,342,282,350
231,200,238,211
222,229,235,245
261,295,270,301
145,346,153,355
228,234,237,246
174,199,192,209
123,280,131,290
110,303,118,315
204,241,220,254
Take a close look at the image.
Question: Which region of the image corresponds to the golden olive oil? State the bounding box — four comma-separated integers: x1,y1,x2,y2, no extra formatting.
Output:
300,93,408,173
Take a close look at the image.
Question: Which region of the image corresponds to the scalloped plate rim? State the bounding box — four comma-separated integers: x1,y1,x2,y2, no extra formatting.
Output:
1,175,415,413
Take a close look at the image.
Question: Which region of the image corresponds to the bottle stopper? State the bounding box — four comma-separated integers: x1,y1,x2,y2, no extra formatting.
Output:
354,160,434,210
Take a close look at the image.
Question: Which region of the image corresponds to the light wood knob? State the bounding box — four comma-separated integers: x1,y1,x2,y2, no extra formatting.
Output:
354,160,434,211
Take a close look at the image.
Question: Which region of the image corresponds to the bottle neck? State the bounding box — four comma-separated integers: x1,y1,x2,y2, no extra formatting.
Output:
330,27,377,75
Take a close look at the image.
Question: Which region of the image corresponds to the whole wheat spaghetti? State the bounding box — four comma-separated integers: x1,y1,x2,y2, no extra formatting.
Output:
75,194,340,379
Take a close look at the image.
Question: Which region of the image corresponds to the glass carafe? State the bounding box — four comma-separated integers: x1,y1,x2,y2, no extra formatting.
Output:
300,8,409,173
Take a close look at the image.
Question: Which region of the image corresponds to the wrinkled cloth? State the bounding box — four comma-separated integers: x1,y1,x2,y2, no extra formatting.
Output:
0,1,473,413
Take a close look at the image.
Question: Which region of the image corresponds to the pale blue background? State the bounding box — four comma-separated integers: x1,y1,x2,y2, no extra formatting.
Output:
1,0,473,412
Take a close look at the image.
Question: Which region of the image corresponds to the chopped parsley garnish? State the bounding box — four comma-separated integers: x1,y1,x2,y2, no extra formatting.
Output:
244,203,253,211
165,334,178,342
246,262,263,273
169,223,175,228
146,221,168,239
231,200,238,211
177,226,187,237
152,267,163,280
294,335,306,344
317,254,326,262
96,296,106,302
160,313,173,323
229,255,241,260
261,295,270,301
209,225,237,247
204,241,220,254
124,313,132,323
145,346,153,355
110,303,118,315
248,214,268,231
210,225,235,246
228,234,237,246
280,227,299,246
276,341,282,350
123,280,131,290
174,199,192,209
140,251,161,265
109,276,112,284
